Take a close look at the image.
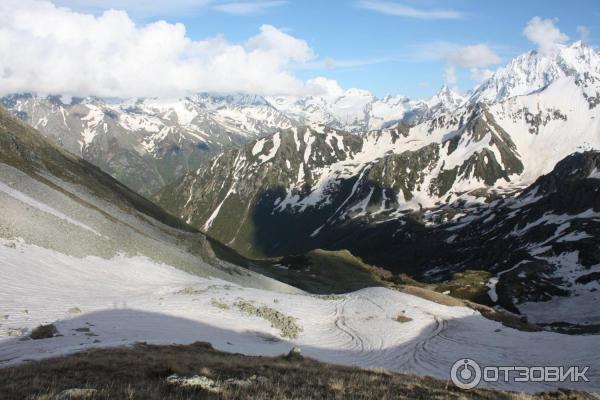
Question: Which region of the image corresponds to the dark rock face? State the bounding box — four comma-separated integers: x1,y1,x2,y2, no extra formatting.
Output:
315,151,600,326
157,105,527,257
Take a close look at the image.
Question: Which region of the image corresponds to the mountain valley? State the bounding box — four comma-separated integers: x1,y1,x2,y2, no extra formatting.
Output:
1,15,600,397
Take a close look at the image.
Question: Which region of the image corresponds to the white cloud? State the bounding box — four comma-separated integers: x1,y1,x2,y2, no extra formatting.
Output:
523,17,568,55
246,24,313,62
299,56,392,70
409,42,501,89
52,0,213,18
418,81,430,88
52,0,286,18
305,77,344,100
445,44,500,88
356,0,462,20
445,65,457,89
0,0,335,98
577,25,590,43
212,1,287,15
447,44,501,68
408,42,500,65
469,68,494,83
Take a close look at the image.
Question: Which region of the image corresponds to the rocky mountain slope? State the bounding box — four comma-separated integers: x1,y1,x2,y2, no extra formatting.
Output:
3,42,595,198
0,93,296,196
0,104,296,292
319,151,600,330
0,85,462,196
156,43,600,327
470,41,600,104
5,105,600,395
157,61,600,252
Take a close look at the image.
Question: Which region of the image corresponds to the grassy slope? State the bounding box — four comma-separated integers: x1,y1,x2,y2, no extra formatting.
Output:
0,106,192,232
245,249,385,294
0,342,593,400
0,105,289,281
395,270,494,306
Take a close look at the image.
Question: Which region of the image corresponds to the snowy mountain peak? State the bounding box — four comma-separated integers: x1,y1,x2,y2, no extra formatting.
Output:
422,84,465,118
190,93,270,107
470,42,600,104
570,40,584,49
429,84,464,109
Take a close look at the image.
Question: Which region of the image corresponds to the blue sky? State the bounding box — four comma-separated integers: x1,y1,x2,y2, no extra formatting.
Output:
3,1,599,99
178,0,599,98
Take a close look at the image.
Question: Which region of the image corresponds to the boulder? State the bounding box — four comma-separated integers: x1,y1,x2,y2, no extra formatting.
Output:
165,374,221,393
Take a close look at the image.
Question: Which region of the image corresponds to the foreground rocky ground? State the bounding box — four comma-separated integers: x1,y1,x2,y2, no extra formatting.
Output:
0,342,596,400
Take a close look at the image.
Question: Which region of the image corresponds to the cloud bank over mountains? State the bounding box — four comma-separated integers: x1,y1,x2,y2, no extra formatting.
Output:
523,16,569,55
0,0,327,98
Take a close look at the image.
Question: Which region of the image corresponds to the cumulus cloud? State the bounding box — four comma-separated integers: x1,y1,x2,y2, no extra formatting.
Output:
577,25,590,43
0,0,333,98
469,68,495,83
444,65,457,89
356,0,462,20
52,0,285,18
447,44,501,68
303,56,392,70
523,17,568,55
305,77,344,100
445,44,502,90
212,1,287,15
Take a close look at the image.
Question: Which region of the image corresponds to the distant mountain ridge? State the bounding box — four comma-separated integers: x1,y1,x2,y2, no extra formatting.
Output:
265,84,465,132
157,40,600,242
469,41,600,103
3,42,598,196
0,104,297,292
0,85,463,195
0,93,296,195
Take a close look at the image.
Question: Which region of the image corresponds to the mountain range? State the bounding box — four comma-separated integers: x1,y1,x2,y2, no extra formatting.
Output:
2,102,600,396
1,41,599,329
154,42,600,329
2,33,600,398
4,42,597,198
1,77,469,195
0,105,295,292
